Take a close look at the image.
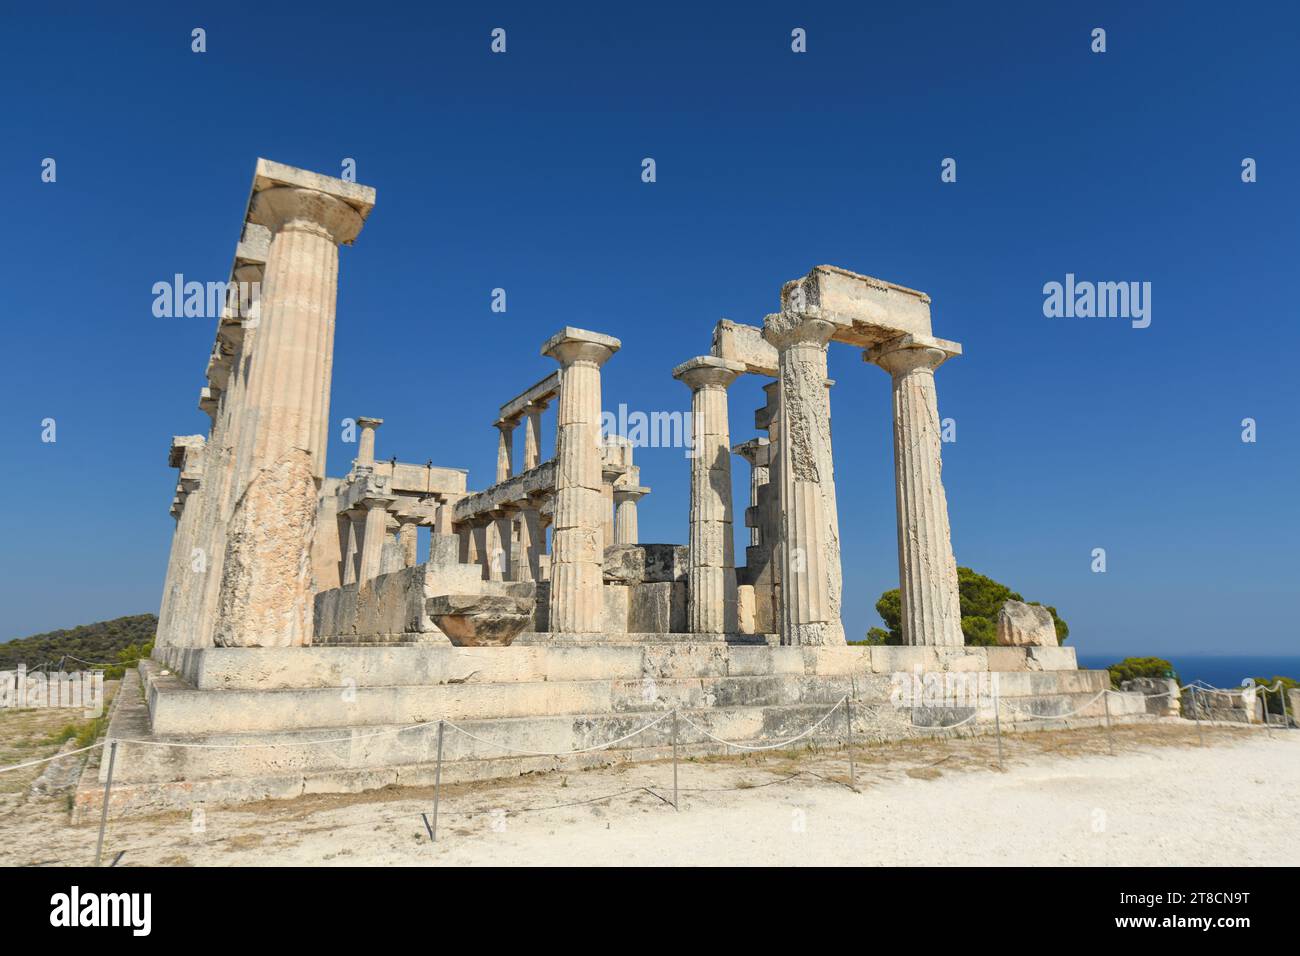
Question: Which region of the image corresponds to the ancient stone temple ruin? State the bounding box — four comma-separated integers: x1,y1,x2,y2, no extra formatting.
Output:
89,159,1148,815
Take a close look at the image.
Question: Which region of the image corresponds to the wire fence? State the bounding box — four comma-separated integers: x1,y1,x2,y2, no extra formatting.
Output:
1,675,1294,865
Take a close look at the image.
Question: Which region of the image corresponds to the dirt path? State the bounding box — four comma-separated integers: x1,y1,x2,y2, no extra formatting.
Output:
1,723,1295,866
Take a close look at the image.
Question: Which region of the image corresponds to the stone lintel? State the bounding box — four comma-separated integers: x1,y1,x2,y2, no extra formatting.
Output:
454,459,558,524
711,320,778,377
369,460,469,498
780,264,933,348
540,327,621,363
499,371,560,421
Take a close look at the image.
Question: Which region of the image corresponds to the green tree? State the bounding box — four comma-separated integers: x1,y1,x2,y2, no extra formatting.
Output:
1106,657,1178,689
859,568,1069,647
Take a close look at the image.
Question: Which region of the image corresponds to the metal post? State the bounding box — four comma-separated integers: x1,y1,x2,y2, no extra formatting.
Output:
844,697,856,791
1192,686,1204,746
1103,691,1114,755
1260,686,1272,739
431,720,445,843
993,685,1004,771
671,708,679,811
1280,684,1292,730
94,740,117,867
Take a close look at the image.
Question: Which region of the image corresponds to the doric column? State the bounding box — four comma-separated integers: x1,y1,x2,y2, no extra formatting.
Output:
613,486,647,545
762,312,844,645
215,180,370,646
358,496,394,584
514,505,543,581
523,403,544,470
340,510,362,585
157,436,206,652
495,419,515,483
542,327,620,632
674,356,744,634
733,438,770,547
866,334,964,647
484,511,511,581
356,416,383,468
396,515,420,567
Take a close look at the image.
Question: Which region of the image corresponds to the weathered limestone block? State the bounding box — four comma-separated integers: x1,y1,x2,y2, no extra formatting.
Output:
996,599,1058,647
736,584,757,634
627,581,687,633
1120,677,1181,717
711,319,778,376
602,584,630,634
780,264,933,347
640,544,689,583
426,594,534,647
604,544,645,584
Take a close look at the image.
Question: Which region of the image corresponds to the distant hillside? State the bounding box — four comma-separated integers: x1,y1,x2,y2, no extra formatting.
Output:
0,614,157,670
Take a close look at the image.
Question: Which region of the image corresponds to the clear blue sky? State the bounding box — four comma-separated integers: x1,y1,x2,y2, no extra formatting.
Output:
2,2,1296,655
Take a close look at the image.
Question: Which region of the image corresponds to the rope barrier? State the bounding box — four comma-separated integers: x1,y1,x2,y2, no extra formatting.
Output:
444,712,672,757
1001,689,1109,721
677,697,847,752
0,740,105,774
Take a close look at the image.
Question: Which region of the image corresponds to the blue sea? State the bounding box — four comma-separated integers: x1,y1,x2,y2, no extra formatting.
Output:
1077,655,1300,689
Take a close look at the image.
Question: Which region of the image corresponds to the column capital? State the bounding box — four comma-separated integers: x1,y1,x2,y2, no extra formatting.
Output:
866,333,962,376
541,327,621,367
732,437,771,468
672,355,745,391
762,311,837,350
357,416,384,429
251,186,365,245
613,485,650,503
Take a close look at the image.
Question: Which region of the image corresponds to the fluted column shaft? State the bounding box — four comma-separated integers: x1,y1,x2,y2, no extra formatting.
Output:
515,508,543,581
495,421,515,483
763,314,844,646
613,488,645,545
398,518,419,567
674,357,743,634
356,417,382,467
215,187,365,646
523,407,543,470
543,328,620,633
358,499,391,584
868,337,963,646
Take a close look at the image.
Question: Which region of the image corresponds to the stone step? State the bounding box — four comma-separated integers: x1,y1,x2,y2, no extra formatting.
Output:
170,644,1095,692
103,688,1134,789
143,657,1110,736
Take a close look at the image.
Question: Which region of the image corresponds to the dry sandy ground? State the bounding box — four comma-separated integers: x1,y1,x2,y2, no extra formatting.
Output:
1,720,1295,866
